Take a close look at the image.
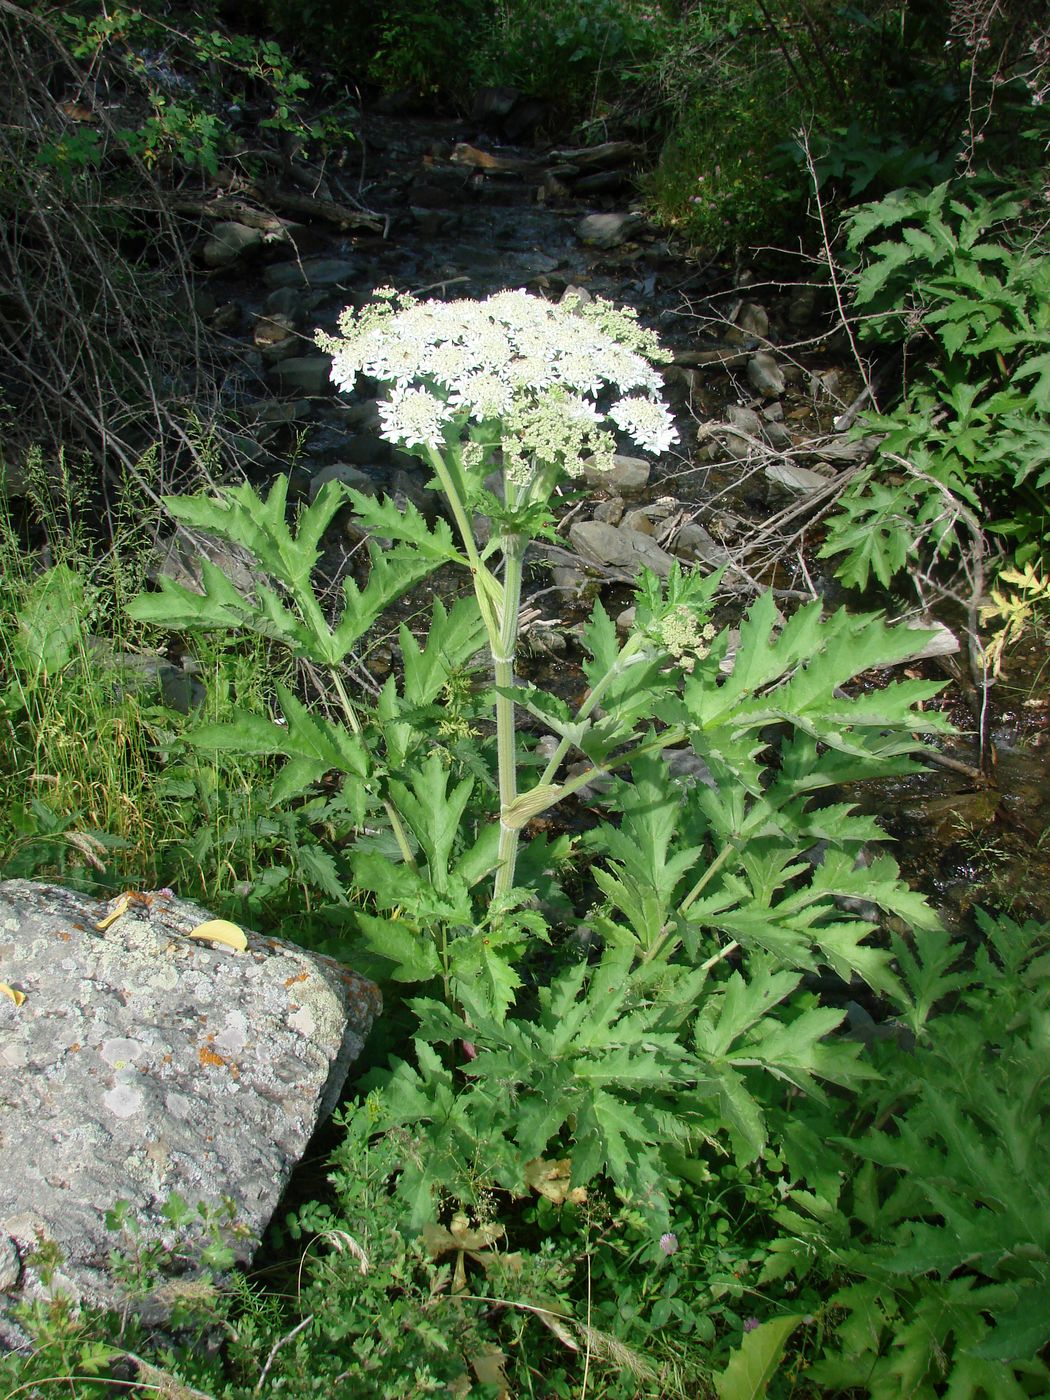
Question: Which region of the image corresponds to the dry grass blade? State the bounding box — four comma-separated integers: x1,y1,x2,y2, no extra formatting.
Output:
572,1320,658,1383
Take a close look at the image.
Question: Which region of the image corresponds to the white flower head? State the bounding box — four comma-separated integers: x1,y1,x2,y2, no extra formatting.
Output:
377,386,453,451
427,340,483,389
449,371,515,422
655,607,716,670
322,287,678,476
609,396,679,456
502,388,615,483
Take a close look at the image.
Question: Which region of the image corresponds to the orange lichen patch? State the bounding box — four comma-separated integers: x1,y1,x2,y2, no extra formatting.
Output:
284,971,309,988
199,1045,240,1077
56,931,72,941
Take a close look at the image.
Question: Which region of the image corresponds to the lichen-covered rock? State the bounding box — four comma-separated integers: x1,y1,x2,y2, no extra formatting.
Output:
0,880,379,1344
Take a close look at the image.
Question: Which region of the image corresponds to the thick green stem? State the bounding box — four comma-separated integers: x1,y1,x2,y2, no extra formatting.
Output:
425,443,529,898
327,668,364,737
700,939,740,973
553,725,688,805
492,534,527,898
425,444,503,635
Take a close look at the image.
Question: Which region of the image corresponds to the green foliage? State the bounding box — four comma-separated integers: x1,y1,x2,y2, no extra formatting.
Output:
472,0,668,126
646,0,952,249
821,178,1050,585
0,462,168,881
366,0,495,99
713,1314,804,1399
651,84,802,251
768,909,1050,1396
249,0,664,126
0,457,349,924
0,1192,248,1400
805,122,953,203
46,2,338,176
130,454,950,1252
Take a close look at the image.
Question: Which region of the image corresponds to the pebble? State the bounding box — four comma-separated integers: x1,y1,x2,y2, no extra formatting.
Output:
746,351,786,397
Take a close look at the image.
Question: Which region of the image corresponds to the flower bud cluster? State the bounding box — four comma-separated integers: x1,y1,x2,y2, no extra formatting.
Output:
654,606,716,671
318,288,678,482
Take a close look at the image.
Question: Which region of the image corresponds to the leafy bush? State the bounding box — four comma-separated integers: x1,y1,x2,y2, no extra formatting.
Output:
820,178,1050,587
471,0,669,128
646,0,954,249
0,454,337,918
0,458,168,882
49,1,331,173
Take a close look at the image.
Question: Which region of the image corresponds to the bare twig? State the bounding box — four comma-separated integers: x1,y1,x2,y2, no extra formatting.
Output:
254,1315,315,1394
797,126,876,405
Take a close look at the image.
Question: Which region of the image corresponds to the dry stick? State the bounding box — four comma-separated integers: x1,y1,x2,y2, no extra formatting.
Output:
254,1315,315,1395
798,126,877,407
925,750,989,783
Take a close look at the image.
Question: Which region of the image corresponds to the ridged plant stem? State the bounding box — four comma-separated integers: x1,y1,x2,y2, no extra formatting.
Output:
491,534,526,898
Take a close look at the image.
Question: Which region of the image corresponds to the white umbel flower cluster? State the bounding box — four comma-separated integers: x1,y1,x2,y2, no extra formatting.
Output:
318,288,678,482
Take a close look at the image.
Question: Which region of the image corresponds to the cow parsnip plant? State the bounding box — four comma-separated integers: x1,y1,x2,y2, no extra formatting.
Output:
130,289,951,1237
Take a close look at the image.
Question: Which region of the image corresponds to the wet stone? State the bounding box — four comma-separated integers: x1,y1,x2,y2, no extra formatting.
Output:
764,461,832,494
746,351,786,397
583,453,650,496
268,355,334,396
593,498,625,525
263,286,304,319
202,221,264,269
308,462,375,502
338,433,393,467
672,523,732,568
575,212,641,249
737,301,770,338
263,257,359,290
569,520,675,577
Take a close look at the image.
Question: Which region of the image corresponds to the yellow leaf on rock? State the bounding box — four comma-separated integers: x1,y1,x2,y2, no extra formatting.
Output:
95,892,132,930
0,982,25,1007
187,919,247,952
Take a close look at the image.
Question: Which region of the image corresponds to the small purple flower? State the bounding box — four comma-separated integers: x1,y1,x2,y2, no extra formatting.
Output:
659,1232,679,1256
743,1317,761,1333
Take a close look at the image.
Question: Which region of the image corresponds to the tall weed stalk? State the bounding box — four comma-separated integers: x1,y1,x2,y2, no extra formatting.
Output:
130,287,953,1239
